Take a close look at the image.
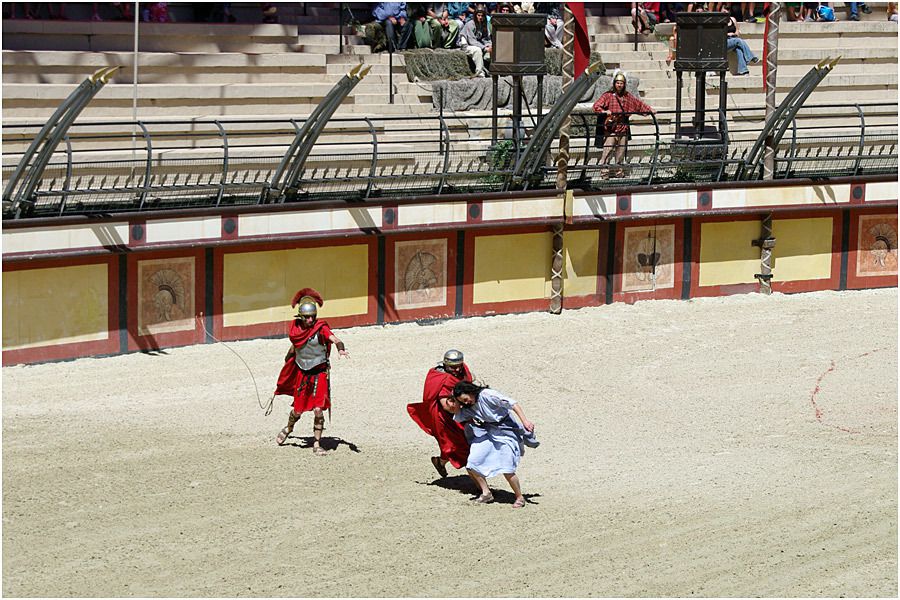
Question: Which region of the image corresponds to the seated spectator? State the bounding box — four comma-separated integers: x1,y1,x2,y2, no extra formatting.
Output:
846,2,871,21
783,2,802,21
536,2,563,48
448,1,473,28
723,4,759,75
427,3,462,48
460,6,491,77
888,2,898,22
660,3,685,22
373,2,413,51
632,2,659,34
740,1,756,22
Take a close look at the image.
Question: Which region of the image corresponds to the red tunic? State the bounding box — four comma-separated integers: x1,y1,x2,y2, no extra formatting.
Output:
407,364,473,469
274,319,334,414
592,91,654,135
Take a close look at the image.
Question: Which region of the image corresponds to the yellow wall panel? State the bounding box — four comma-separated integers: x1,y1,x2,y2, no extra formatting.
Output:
771,217,834,281
699,221,760,286
473,232,552,303
563,229,600,297
223,244,369,327
3,264,109,350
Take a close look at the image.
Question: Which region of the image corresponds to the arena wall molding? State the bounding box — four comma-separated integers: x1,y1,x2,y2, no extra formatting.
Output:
2,177,896,365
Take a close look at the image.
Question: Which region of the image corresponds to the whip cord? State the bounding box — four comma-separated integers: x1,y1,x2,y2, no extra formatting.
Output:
195,313,274,416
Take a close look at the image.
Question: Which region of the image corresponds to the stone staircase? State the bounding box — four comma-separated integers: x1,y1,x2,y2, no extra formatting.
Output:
584,7,898,139
1,3,433,123
1,2,895,156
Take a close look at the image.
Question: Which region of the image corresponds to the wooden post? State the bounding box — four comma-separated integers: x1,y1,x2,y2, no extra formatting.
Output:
550,4,575,314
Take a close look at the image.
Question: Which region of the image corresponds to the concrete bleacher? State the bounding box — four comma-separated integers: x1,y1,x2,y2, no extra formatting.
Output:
585,6,898,137
1,2,896,153
1,3,431,123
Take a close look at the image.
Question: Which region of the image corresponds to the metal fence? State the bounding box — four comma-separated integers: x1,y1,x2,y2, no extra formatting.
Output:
2,102,896,219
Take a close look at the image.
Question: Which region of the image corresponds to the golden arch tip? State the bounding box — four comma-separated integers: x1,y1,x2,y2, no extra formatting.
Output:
99,66,121,83
359,65,373,78
585,61,602,75
348,63,362,78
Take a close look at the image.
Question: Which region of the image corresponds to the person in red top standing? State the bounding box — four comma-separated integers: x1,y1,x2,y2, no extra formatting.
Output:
407,349,474,478
274,287,349,455
592,71,656,179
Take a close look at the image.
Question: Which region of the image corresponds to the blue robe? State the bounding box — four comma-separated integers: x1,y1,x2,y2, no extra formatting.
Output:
453,388,538,478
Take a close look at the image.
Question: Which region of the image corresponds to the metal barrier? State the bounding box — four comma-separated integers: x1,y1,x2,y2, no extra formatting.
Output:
2,102,895,219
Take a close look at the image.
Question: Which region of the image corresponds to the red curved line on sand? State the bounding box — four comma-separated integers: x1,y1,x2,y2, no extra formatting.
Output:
809,348,888,434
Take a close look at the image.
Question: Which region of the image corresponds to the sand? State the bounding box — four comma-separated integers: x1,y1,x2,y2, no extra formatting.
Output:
3,288,897,597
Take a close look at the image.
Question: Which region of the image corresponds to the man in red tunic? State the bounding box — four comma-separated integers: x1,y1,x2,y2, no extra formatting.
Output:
593,70,656,179
407,349,474,478
274,287,349,455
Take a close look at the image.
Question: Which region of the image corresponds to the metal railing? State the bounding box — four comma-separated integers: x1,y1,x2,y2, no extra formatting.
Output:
2,102,895,219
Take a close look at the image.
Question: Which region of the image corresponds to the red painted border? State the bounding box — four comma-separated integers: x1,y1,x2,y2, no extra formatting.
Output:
691,211,843,298
770,210,842,295
613,218,685,304
212,237,378,341
2,255,119,365
462,225,552,316
846,208,899,290
126,248,207,352
383,231,457,322
557,223,605,310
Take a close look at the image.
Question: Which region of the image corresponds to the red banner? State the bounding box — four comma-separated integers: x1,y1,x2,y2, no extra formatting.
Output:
568,3,590,78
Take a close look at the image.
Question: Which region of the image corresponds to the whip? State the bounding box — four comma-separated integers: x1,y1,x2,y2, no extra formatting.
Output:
195,313,274,416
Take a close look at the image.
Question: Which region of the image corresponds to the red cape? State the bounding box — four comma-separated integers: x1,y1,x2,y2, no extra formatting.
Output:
407,364,472,469
274,320,330,397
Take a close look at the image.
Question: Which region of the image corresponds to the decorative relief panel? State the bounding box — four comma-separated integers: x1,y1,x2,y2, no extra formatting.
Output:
622,224,675,293
137,257,195,336
393,239,448,310
857,215,898,277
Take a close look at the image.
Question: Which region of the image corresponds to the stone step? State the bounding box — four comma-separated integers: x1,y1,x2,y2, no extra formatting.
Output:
296,34,365,46
297,43,372,55
2,101,435,120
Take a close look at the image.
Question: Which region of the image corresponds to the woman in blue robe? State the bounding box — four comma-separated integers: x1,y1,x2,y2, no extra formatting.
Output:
445,381,538,508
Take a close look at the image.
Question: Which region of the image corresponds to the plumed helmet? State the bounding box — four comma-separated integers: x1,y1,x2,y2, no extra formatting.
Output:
291,287,324,318
297,300,318,318
443,349,464,367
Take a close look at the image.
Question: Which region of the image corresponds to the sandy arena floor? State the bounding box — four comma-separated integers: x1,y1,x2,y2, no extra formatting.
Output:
3,288,897,597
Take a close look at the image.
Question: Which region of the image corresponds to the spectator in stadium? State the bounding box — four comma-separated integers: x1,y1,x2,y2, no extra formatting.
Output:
888,2,898,22
460,6,492,77
660,3,686,22
373,2,413,51
448,1,473,28
407,350,474,480
593,71,656,179
632,2,660,34
723,4,759,75
535,2,564,47
740,1,756,21
845,2,872,20
446,380,538,508
422,3,462,48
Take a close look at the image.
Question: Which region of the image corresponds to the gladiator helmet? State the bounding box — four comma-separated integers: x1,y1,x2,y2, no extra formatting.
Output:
291,287,324,319
443,349,464,368
613,71,627,84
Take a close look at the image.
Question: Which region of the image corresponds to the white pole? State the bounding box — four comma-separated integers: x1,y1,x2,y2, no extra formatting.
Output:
132,1,139,164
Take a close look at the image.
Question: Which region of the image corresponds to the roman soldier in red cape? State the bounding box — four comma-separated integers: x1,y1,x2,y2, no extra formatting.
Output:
407,349,473,478
274,287,349,455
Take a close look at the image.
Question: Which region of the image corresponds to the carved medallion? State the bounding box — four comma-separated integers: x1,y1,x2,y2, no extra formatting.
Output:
394,239,447,310
622,224,675,292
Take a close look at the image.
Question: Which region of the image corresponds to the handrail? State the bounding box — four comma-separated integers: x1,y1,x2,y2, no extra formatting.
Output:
2,103,894,219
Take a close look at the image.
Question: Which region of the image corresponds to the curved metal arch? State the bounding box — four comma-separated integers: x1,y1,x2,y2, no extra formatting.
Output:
8,66,119,217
